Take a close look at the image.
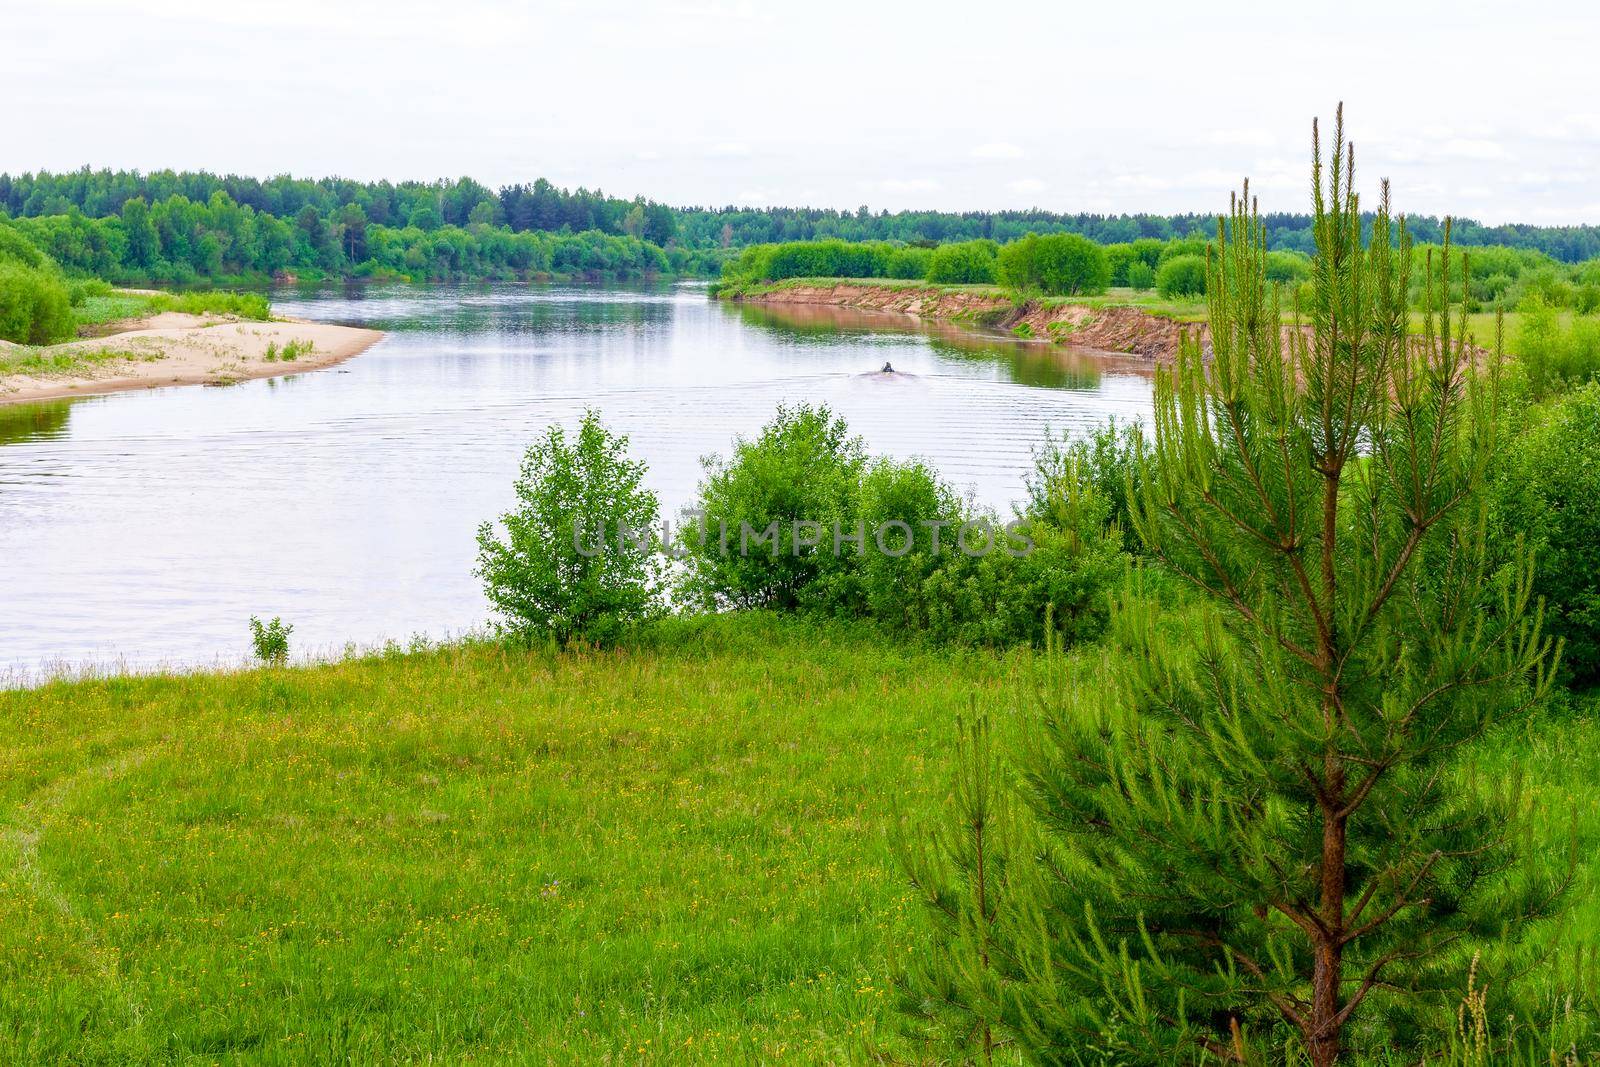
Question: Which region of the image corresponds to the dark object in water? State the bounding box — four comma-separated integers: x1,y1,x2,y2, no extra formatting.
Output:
881,361,894,373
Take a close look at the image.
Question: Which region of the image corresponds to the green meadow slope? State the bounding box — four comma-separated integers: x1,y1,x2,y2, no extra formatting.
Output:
0,614,1595,1063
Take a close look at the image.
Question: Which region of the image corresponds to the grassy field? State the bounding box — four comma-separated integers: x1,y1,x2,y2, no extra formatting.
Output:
0,615,1030,1064
1,613,1594,1063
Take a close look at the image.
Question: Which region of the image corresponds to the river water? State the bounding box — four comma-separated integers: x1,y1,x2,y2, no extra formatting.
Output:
0,283,1153,675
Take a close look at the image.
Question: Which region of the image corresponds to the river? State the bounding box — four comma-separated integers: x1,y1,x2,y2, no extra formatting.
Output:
0,283,1153,675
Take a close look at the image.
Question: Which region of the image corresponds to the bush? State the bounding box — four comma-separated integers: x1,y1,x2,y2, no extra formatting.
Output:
678,403,865,610
1490,383,1600,684
997,233,1110,296
0,261,75,344
247,616,293,666
1125,260,1156,291
1025,419,1143,550
920,512,1123,647
1155,253,1207,298
1517,297,1600,398
152,290,272,321
924,240,999,285
854,458,964,627
884,246,933,280
475,411,661,646
66,277,113,306
1264,249,1311,286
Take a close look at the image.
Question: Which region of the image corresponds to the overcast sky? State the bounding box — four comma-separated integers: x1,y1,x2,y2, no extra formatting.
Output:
6,0,1598,225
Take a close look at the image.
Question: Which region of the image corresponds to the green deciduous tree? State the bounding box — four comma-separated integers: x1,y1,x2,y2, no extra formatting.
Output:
677,403,865,610
475,411,661,646
997,233,1111,296
1009,109,1564,1065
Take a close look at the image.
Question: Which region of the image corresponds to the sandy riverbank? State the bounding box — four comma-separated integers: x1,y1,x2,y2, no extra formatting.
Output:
724,281,1200,360
0,314,385,404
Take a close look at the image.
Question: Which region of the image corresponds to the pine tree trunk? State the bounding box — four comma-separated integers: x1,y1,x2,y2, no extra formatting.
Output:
1309,755,1348,1067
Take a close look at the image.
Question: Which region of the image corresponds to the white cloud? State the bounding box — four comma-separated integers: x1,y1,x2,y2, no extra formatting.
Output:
875,178,940,194
1438,139,1507,161
971,142,1026,160
1007,178,1047,195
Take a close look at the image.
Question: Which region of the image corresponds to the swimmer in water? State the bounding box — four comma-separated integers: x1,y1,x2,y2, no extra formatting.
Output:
881,361,894,373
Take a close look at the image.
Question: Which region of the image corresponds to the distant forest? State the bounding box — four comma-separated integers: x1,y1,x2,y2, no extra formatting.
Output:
6,168,1600,266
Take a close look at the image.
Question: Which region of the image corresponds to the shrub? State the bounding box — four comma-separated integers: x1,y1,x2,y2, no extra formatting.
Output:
247,616,293,665
884,246,933,280
924,240,999,285
475,411,661,646
1517,297,1600,398
1155,252,1207,297
853,458,964,627
152,290,272,321
996,233,1110,296
678,403,865,610
66,277,113,305
1491,383,1600,684
1265,249,1312,285
0,261,75,345
1125,260,1156,291
920,512,1122,647
1025,419,1143,550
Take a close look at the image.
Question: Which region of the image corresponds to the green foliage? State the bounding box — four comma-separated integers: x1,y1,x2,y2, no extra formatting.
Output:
919,514,1121,648
0,260,75,344
678,403,865,610
1125,259,1156,291
1516,298,1600,398
1026,418,1144,551
677,404,1127,649
1005,115,1562,1064
1266,248,1312,285
925,240,1000,285
996,233,1111,296
1155,252,1207,297
475,411,661,646
151,289,272,321
247,615,293,665
885,245,934,280
65,277,112,305
855,458,964,628
0,219,53,271
894,709,1028,1063
1491,383,1600,685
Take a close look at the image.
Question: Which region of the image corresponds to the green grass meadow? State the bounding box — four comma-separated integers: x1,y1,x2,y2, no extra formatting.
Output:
0,616,1029,1063
1,613,1595,1063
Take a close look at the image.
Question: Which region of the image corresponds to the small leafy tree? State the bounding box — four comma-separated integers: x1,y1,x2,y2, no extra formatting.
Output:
1012,109,1562,1064
998,234,1111,297
1156,252,1208,298
475,411,660,646
678,403,864,610
927,240,1001,285
248,616,293,666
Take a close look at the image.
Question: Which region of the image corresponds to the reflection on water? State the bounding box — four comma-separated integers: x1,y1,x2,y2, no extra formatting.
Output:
0,399,76,446
0,282,1153,673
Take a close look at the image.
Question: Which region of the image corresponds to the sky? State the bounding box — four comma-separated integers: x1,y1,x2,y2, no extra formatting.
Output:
6,0,1599,225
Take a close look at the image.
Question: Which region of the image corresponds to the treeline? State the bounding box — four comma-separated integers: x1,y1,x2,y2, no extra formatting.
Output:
7,168,1600,263
722,230,1600,313
2,193,700,286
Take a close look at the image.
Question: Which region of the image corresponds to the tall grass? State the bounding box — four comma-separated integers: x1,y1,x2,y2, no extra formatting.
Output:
0,613,1592,1062
0,614,1026,1063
